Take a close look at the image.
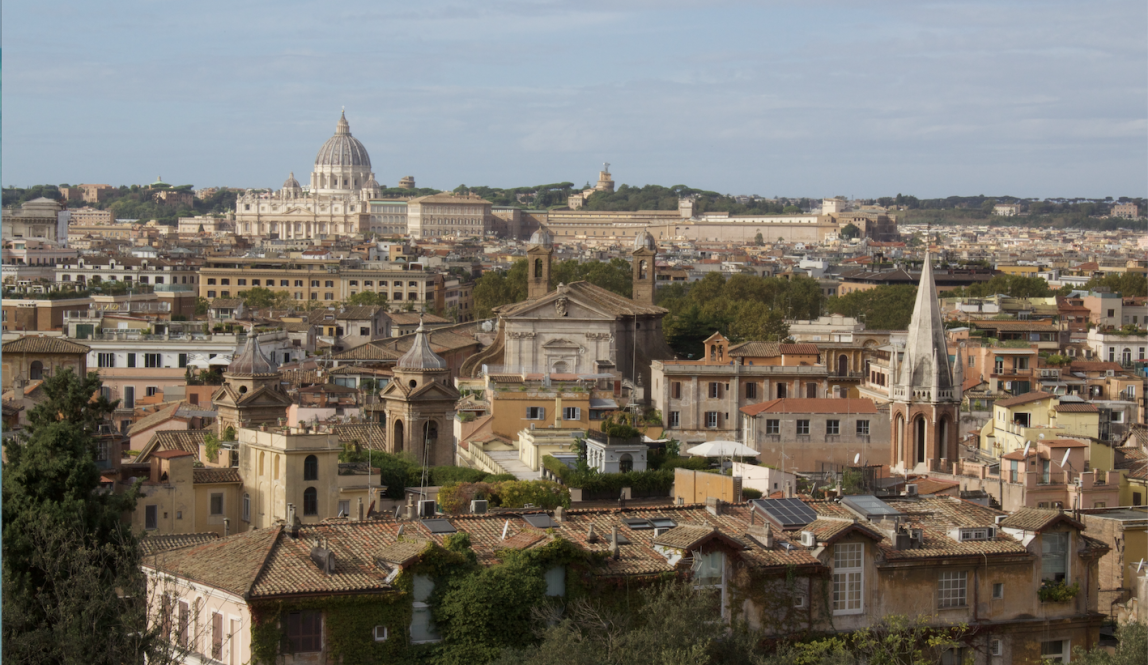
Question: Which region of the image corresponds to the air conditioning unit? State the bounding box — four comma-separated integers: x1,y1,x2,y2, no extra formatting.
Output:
1106,369,1115,377
417,500,436,518
799,531,817,547
905,483,919,496
1074,476,1083,487
470,500,488,514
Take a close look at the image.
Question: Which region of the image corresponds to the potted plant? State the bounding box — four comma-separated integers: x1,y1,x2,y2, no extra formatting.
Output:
1038,579,1079,603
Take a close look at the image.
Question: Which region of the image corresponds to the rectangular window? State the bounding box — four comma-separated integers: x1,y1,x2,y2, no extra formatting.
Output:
563,407,581,420
672,382,681,399
745,382,757,399
220,278,229,285
709,382,721,398
1040,640,1068,663
145,505,158,530
98,352,116,368
545,565,566,597
832,543,863,614
211,612,223,659
766,419,780,435
145,353,162,368
178,353,187,368
210,493,223,516
325,293,334,300
146,386,159,397
237,278,247,286
127,352,137,368
1041,532,1069,582
295,279,304,287
221,291,229,297
856,420,870,436
797,420,810,435
826,420,840,435
349,280,358,286
325,280,334,288
705,412,719,428
360,327,370,336
338,500,350,517
526,407,545,420
374,625,389,642
311,280,320,287
669,411,680,428
207,290,216,298
937,571,967,608
992,582,1004,599
123,386,135,409
284,610,323,653
207,278,216,285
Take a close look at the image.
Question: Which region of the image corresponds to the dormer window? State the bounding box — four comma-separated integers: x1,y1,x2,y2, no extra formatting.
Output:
1041,532,1069,582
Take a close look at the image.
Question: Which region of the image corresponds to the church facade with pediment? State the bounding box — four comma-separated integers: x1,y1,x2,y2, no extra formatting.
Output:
461,230,675,402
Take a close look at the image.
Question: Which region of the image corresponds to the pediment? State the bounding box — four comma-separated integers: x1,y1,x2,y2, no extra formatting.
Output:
541,338,582,350
505,294,615,321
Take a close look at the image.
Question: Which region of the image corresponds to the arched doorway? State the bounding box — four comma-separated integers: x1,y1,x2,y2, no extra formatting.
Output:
29,360,43,380
619,453,634,473
913,416,926,467
837,355,848,377
392,419,404,454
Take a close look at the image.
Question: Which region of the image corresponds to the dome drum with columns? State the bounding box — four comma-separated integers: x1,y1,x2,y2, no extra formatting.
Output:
234,111,383,240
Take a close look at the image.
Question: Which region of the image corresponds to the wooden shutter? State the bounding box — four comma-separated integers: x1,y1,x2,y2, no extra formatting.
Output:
178,600,189,648
212,613,223,659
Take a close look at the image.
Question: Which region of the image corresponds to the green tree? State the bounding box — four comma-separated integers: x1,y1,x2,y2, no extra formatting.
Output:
1071,622,1146,665
946,274,1053,299
1084,272,1147,298
754,232,764,246
237,287,292,310
1,368,168,663
839,223,861,239
194,296,209,316
828,285,918,330
346,291,389,307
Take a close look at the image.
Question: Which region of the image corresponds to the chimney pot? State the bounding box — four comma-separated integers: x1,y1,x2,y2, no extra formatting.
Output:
223,518,230,537
610,525,620,559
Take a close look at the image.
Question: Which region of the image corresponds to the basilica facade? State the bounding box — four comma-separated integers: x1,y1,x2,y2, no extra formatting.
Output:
233,111,383,241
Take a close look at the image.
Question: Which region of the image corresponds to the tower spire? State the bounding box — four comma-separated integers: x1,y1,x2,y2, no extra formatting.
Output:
896,252,953,398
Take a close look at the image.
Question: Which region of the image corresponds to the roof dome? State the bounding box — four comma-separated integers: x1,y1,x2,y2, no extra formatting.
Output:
314,111,371,168
528,228,553,247
363,174,381,190
633,230,657,251
396,319,448,371
282,172,301,190
227,337,278,376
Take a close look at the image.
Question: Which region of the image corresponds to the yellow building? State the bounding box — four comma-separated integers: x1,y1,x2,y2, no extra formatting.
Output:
980,392,1100,456
996,265,1040,276
132,450,243,538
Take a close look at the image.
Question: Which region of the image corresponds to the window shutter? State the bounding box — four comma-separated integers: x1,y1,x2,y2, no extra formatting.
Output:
212,613,223,659
127,353,136,368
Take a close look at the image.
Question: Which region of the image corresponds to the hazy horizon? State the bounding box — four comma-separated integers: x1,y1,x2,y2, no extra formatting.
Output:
4,1,1146,199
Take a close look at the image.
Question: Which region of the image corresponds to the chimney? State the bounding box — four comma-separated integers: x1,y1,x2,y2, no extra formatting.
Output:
286,504,298,538
553,506,565,523
357,497,364,522
223,518,230,537
610,526,620,560
784,482,793,499
587,523,598,543
706,497,721,517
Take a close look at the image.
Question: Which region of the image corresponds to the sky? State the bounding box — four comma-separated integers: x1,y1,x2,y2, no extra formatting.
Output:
3,0,1146,198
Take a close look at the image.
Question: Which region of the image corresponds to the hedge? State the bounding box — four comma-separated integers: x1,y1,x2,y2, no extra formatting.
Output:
542,455,674,495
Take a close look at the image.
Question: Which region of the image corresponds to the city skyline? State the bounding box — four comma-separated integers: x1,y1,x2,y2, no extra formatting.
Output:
3,1,1147,198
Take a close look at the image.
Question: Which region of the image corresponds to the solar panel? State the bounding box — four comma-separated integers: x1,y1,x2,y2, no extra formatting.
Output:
421,518,457,534
523,514,556,529
752,498,818,529
625,518,654,530
841,495,900,520
607,533,631,545
650,517,677,529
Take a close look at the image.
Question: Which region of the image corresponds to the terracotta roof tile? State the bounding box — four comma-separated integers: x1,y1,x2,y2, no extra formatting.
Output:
1,336,90,355
144,526,281,597
1055,403,1098,413
995,391,1053,407
140,532,220,557
194,467,243,484
998,507,1084,532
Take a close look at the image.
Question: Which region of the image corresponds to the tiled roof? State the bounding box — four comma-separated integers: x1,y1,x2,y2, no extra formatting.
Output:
1,336,90,355
909,478,961,495
728,341,780,358
741,398,878,417
651,524,718,550
780,343,820,355
1055,403,1098,413
332,424,388,452
377,540,430,566
1068,361,1127,373
998,507,1084,533
127,401,185,436
1043,439,1089,448
388,312,451,326
144,526,281,597
1115,447,1147,480
331,344,404,361
499,281,667,318
193,467,243,484
141,532,219,557
137,429,210,461
995,391,1053,407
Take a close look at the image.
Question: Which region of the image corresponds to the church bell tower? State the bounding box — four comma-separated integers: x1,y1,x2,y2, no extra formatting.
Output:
890,253,962,474
526,228,554,300
631,230,657,306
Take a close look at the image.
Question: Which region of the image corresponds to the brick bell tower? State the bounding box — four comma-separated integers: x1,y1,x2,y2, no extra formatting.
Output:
631,230,657,306
890,252,963,474
526,228,553,300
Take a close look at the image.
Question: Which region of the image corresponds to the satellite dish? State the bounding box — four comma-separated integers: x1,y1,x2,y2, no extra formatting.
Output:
854,453,860,464
1023,441,1031,458
1038,434,1045,440
1059,448,1071,468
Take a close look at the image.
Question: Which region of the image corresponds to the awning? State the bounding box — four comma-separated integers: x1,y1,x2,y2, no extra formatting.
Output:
589,398,618,409
187,354,211,369
686,440,759,457
209,355,233,366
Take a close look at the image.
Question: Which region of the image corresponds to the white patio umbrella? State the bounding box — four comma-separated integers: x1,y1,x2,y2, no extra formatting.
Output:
186,354,211,369
208,355,233,366
686,440,759,458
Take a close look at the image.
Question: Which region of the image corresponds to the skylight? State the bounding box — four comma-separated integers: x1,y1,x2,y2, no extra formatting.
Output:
523,514,556,529
625,518,654,530
421,518,457,534
841,495,900,521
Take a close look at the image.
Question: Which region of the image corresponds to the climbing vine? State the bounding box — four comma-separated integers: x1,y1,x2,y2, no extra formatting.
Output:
250,593,411,665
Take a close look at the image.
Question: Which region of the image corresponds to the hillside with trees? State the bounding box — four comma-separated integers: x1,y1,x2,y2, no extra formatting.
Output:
2,183,238,226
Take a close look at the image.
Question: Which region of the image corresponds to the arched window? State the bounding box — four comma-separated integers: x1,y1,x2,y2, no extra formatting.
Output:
619,453,634,473
303,455,318,481
914,417,927,466
303,487,318,516
29,360,43,380
259,451,265,476
393,420,404,454
534,258,543,278
639,260,648,280
273,455,280,481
